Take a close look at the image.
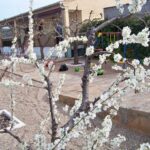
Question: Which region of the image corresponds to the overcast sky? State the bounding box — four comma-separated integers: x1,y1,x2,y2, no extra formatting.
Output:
0,0,59,20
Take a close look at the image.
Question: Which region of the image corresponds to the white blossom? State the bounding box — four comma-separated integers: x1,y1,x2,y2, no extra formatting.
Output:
132,59,140,68
34,134,47,150
22,74,33,85
37,63,45,76
0,79,24,87
112,64,124,71
143,57,150,66
106,45,114,52
86,46,94,56
99,54,108,64
122,26,132,40
4,0,150,149
19,142,29,150
110,134,126,148
27,0,37,61
29,52,37,61
1,59,12,67
114,53,122,63
63,105,69,113
136,28,150,47
68,36,88,43
115,0,124,13
113,41,120,49
128,0,147,13
100,93,109,101
11,36,17,56
138,143,150,150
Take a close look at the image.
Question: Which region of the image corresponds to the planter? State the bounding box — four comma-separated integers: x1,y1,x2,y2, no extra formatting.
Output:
0,109,25,131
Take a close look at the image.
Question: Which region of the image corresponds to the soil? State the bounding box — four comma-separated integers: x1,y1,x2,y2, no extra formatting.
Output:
0,113,10,130
0,59,149,149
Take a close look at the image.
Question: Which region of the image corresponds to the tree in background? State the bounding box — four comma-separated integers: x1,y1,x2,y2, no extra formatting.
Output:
0,0,150,150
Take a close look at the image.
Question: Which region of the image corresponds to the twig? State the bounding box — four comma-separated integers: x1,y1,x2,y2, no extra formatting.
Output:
0,129,23,144
94,14,131,33
35,61,58,142
44,75,58,142
0,62,14,81
56,83,128,150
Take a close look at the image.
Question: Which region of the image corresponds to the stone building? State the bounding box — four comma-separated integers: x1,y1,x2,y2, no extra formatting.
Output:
0,0,129,49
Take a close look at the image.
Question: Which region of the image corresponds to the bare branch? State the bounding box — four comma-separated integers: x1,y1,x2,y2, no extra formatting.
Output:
0,129,23,144
44,75,58,142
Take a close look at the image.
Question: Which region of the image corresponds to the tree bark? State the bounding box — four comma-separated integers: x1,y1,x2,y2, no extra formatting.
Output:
40,46,44,60
73,42,79,64
44,76,58,142
62,14,132,131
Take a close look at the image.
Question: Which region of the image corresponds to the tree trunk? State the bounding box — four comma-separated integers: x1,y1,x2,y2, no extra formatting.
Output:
40,47,44,60
22,35,28,54
73,42,79,64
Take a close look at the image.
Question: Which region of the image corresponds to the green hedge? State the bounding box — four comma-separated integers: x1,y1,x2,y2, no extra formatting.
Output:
80,16,150,60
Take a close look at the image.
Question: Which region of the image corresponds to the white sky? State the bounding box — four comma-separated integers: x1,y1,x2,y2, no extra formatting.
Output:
0,0,59,20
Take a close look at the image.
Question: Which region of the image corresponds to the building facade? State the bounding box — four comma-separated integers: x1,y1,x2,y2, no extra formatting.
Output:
0,0,129,49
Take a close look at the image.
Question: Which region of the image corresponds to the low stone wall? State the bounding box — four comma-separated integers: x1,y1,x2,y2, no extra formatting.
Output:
59,95,150,136
116,108,150,136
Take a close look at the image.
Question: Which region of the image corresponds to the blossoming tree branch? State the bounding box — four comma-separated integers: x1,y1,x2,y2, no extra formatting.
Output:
0,0,150,150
